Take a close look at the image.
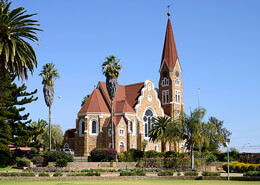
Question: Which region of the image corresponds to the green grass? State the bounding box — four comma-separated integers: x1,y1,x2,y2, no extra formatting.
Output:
0,180,259,185
0,166,22,172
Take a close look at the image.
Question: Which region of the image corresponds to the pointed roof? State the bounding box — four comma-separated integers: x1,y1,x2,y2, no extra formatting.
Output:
161,16,179,70
98,81,144,113
78,89,110,114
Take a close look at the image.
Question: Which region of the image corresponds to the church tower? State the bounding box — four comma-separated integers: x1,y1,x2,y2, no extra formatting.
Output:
158,11,184,118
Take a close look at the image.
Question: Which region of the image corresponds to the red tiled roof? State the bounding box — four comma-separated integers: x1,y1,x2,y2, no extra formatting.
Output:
78,89,110,114
98,81,144,113
65,129,76,138
161,17,179,70
103,116,126,126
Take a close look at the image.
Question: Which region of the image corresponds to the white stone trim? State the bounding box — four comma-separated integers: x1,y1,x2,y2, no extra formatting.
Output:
89,119,99,136
134,80,164,117
158,59,169,73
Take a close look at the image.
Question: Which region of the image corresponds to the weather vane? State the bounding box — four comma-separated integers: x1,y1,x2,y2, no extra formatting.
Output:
167,5,171,17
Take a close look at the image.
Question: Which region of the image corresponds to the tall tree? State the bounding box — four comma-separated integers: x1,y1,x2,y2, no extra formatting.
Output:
0,1,42,101
39,63,60,151
178,107,209,170
0,73,37,164
101,55,121,150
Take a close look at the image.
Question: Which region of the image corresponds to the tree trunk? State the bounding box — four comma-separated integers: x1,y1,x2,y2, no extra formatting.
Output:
106,78,118,100
43,85,54,107
111,100,114,149
49,105,52,151
191,144,195,170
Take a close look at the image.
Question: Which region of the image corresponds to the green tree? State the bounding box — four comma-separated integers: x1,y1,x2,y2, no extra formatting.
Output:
0,1,42,101
42,123,63,150
30,119,47,152
81,94,90,106
0,73,37,165
101,55,121,150
149,117,172,152
39,63,60,151
141,139,148,152
178,107,209,170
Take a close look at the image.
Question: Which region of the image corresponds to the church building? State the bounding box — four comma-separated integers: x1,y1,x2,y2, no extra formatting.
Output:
63,12,184,156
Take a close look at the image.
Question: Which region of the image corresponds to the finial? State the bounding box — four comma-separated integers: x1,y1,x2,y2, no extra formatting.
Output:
167,5,171,17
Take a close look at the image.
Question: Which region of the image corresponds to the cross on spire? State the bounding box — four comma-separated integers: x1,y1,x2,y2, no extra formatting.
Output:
167,5,171,17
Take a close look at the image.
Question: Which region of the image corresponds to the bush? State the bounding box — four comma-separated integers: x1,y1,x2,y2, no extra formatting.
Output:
202,171,220,176
244,171,260,177
158,170,173,176
20,172,35,177
136,170,146,176
29,147,38,156
165,151,179,158
53,172,63,177
16,157,30,167
184,171,198,176
206,154,217,163
144,150,159,158
42,151,73,163
120,170,146,176
120,149,144,162
31,156,44,165
90,148,117,162
241,163,250,173
68,172,100,176
0,152,11,167
39,172,50,177
248,164,257,171
56,159,68,167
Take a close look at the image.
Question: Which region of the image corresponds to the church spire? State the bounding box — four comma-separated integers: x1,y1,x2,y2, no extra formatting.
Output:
160,8,179,70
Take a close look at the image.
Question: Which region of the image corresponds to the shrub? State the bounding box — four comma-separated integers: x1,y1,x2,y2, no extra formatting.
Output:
90,148,117,162
241,163,250,173
136,170,146,176
202,171,220,176
120,171,136,176
56,159,68,167
68,172,100,176
39,172,50,177
20,172,35,177
0,152,11,167
16,157,30,167
31,156,44,165
158,170,173,176
165,151,179,158
42,151,73,163
206,154,217,163
29,147,38,156
248,164,257,171
144,150,159,158
184,171,198,176
244,171,260,177
121,149,143,162
53,172,63,177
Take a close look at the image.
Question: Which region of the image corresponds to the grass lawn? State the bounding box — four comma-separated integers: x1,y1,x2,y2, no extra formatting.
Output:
0,180,260,185
0,166,22,172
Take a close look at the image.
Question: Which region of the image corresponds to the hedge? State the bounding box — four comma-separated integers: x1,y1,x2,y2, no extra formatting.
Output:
120,171,146,176
68,172,100,176
222,162,260,173
184,171,198,176
16,157,30,167
244,171,260,177
42,151,73,163
158,170,173,176
202,171,220,176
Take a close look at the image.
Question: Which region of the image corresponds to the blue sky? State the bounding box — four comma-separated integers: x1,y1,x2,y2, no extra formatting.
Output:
12,0,260,152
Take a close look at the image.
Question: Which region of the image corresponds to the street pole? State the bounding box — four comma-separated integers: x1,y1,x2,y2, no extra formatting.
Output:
198,88,201,153
228,145,230,181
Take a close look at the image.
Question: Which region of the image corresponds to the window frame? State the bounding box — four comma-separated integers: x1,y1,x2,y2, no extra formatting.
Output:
162,90,169,104
79,119,85,137
119,128,125,136
89,119,99,136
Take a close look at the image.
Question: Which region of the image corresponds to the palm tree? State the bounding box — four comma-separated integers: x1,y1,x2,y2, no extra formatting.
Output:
178,107,207,170
149,116,172,152
0,1,42,101
101,55,121,150
39,63,60,151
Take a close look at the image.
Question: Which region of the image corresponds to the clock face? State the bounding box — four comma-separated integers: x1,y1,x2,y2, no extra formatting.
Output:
163,71,168,77
175,70,179,77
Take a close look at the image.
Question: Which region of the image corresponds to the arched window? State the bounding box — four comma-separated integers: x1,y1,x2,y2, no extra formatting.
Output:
90,119,98,135
143,109,155,138
79,119,85,136
130,120,135,135
64,143,69,149
162,78,169,87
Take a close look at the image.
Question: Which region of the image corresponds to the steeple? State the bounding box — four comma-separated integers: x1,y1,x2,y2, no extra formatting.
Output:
160,11,179,70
